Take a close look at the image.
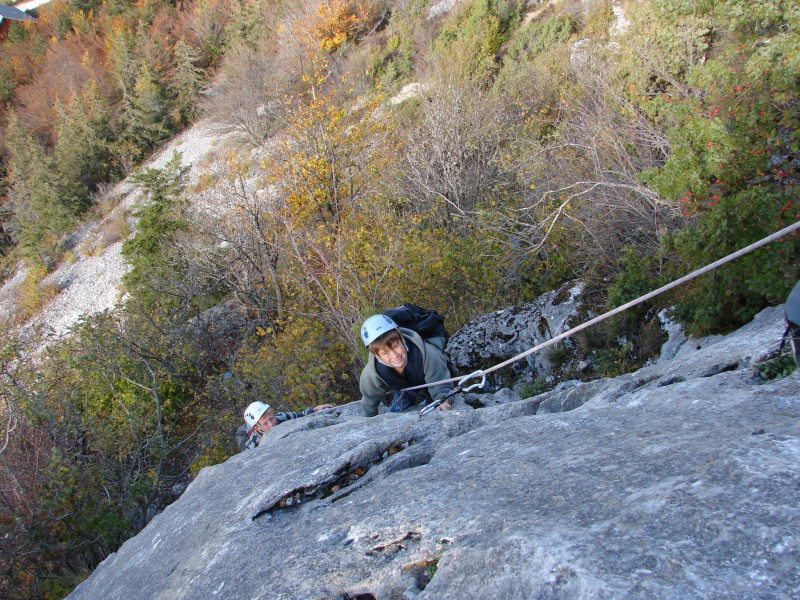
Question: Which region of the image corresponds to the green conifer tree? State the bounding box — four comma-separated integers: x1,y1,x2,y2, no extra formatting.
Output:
54,82,113,210
169,39,203,128
3,112,74,266
121,153,188,308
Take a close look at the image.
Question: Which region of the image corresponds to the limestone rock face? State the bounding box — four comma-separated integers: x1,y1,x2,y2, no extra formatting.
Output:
68,306,800,600
446,280,585,388
427,0,465,19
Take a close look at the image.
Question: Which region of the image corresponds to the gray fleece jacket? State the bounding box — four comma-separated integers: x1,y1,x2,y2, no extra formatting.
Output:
359,328,453,417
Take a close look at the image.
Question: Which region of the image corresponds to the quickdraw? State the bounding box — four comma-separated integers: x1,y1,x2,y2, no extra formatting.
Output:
419,370,486,418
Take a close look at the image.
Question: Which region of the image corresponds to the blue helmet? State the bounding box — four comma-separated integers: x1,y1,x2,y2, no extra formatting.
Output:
361,314,399,347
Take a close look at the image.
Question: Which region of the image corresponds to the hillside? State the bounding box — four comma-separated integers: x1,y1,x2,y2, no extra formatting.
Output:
0,116,236,343
1,0,799,598
66,305,799,599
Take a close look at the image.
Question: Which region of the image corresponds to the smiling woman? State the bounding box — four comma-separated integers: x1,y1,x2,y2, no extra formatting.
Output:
374,333,408,371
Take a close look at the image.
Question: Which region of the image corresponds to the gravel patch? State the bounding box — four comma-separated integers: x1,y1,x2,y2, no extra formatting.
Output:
148,120,232,181
0,262,29,323
24,241,129,340
0,115,241,348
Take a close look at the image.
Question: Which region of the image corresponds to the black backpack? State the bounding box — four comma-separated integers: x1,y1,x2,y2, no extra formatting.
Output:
382,303,449,344
382,303,458,377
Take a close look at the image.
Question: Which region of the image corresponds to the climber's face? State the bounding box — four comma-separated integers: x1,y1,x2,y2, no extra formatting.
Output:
255,410,277,434
375,337,408,371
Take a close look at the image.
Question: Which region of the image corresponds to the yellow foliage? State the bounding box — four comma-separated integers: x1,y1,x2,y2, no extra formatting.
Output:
14,263,61,324
235,317,351,411
271,67,388,235
70,10,97,37
313,0,363,53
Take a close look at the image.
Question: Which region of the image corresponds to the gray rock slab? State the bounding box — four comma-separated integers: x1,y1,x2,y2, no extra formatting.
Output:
68,306,800,600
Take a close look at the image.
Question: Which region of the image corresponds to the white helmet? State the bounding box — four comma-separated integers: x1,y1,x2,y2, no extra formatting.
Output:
361,314,399,347
244,401,271,428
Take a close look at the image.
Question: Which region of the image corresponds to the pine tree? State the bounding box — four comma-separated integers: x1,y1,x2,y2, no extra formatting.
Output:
121,153,188,308
4,112,74,266
117,63,169,162
169,39,203,128
54,82,113,210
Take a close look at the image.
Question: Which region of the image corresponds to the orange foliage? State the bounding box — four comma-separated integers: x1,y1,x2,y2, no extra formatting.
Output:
142,5,181,76
291,0,370,57
14,35,109,143
313,0,361,53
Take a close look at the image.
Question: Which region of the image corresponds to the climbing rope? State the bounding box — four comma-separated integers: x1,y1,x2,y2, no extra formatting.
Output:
406,220,800,397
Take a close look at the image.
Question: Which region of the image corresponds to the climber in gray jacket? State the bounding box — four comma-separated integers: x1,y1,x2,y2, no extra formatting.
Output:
359,314,454,417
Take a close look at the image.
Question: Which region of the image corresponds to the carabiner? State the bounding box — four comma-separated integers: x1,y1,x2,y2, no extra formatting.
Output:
419,370,486,418
458,370,486,393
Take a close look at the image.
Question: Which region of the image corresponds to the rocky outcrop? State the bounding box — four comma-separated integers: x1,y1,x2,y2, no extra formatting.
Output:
569,0,630,76
67,305,799,600
446,280,585,389
427,0,465,20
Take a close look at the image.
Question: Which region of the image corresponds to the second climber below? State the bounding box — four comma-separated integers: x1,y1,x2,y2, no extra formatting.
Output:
359,314,455,417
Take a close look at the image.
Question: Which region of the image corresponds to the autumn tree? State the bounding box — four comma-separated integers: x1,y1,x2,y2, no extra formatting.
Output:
192,152,285,323
492,57,680,285
212,39,290,146
268,60,394,347
179,0,228,68
396,67,517,226
12,32,107,143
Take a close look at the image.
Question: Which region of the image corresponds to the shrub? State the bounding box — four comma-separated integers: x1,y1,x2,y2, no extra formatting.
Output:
429,0,522,82
95,209,131,253
754,354,797,381
15,263,60,323
593,340,634,377
503,13,576,64
664,187,799,334
368,33,415,91
617,0,800,335
232,317,355,412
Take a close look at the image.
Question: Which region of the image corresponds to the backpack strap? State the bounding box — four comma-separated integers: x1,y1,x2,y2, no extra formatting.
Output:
779,323,791,353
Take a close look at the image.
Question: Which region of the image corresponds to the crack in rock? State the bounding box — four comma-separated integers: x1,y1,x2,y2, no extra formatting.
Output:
658,375,686,387
252,438,427,519
366,531,422,555
700,361,740,377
